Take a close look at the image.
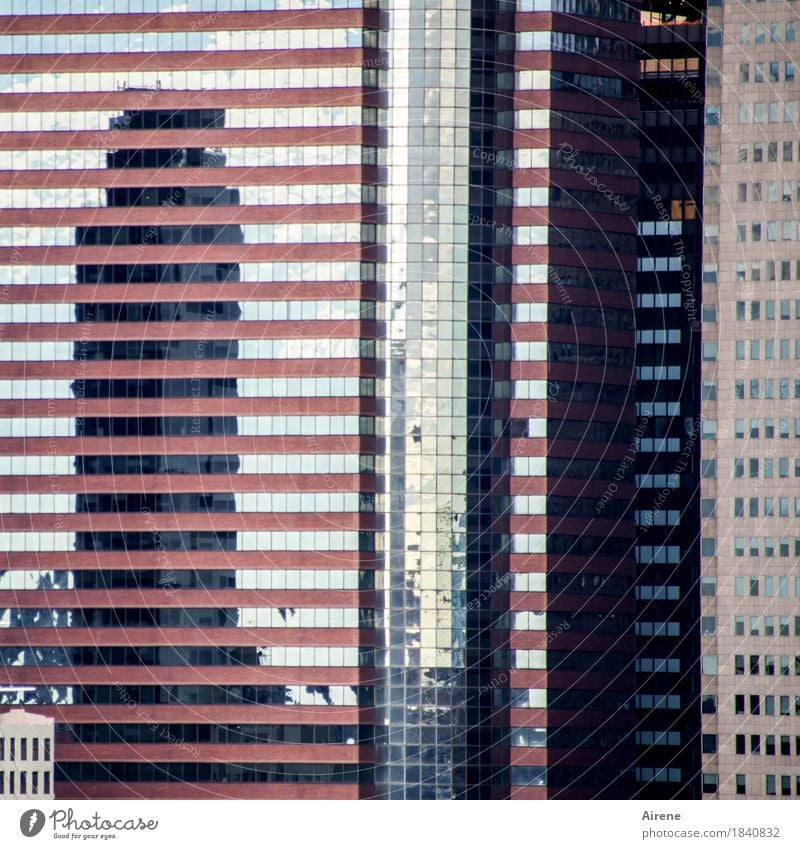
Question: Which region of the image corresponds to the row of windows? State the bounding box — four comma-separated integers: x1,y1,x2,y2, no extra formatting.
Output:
492,650,546,669
637,768,682,784
634,622,680,637
0,338,372,362
702,773,798,798
496,341,631,368
634,658,680,673
507,572,629,596
1,646,372,667
638,256,690,274
0,569,371,591
512,70,635,99
735,220,800,242
0,299,370,323
0,772,50,796
739,20,797,44
636,330,681,344
0,28,370,56
0,145,373,173
636,293,682,309
733,617,800,638
0,107,378,132
56,723,368,745
636,366,681,381
498,613,546,631
3,607,367,629
507,417,634,443
1,684,370,707
0,415,372,438
734,734,800,756
515,30,635,60
734,496,800,517
510,303,547,323
736,140,800,165
552,147,637,178
510,264,631,292
734,576,800,597
498,688,631,712
634,694,680,709
0,492,371,514
508,380,551,401
517,0,639,21
53,762,368,784
738,61,796,84
0,67,370,95
499,725,628,753
734,418,800,439
1,222,373,247
636,437,680,453
512,183,635,218
636,731,681,746
559,114,637,151
0,530,371,552
735,181,800,205
733,300,800,321
3,0,371,13
732,456,797,478
0,261,371,285
734,694,800,716
0,738,50,761
733,537,800,557
0,377,374,399
734,655,800,676
733,378,800,400
0,184,373,208
636,475,679,489
82,453,373,475
635,585,681,601
552,304,635,330
736,101,800,124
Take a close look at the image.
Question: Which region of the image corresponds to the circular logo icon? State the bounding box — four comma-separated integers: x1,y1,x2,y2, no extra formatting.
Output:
20,810,46,838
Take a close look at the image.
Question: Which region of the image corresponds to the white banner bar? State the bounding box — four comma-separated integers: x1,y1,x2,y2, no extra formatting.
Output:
1,800,799,849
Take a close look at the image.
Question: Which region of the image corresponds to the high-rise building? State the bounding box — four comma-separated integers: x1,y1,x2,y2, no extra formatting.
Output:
0,0,649,801
699,0,800,800
0,1,380,799
634,0,705,799
0,708,54,799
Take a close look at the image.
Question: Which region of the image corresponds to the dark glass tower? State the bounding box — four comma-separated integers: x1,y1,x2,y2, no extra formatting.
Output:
635,1,704,798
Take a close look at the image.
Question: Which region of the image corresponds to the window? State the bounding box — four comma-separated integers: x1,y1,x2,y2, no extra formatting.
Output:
702,656,718,675
702,735,717,754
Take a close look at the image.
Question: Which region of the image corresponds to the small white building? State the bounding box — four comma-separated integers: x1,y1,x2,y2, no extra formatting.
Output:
0,709,54,799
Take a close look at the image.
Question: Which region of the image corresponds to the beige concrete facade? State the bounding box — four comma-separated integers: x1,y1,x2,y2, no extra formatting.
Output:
0,708,54,800
701,0,800,800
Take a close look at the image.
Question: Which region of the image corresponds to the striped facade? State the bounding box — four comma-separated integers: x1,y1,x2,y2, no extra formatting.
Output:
1,0,644,800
